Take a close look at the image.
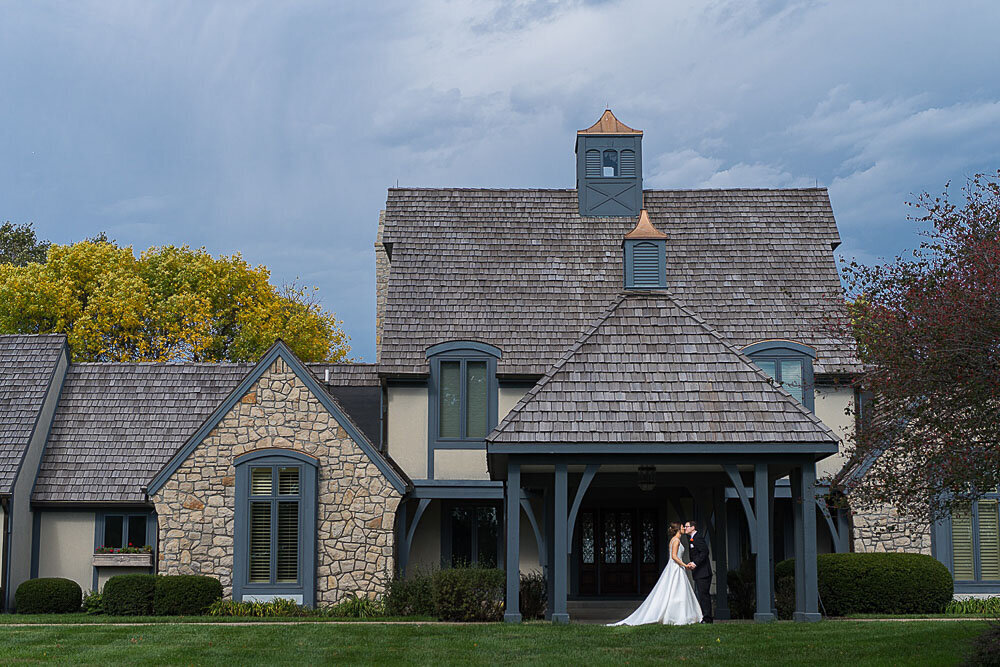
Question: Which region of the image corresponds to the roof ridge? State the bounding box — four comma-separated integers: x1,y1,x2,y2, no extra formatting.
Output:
385,187,830,194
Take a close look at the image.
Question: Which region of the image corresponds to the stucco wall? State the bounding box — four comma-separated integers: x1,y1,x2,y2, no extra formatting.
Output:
151,357,402,604
434,450,489,480
7,349,67,608
36,511,95,593
498,387,529,421
813,383,855,480
387,386,427,480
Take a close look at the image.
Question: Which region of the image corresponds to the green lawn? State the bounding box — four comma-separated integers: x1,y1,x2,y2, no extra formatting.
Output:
0,620,989,665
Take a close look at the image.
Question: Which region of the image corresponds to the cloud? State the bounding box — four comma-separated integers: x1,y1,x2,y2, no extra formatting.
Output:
2,0,999,360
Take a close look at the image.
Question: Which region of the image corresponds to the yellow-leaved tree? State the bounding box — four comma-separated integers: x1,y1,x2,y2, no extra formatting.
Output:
0,241,350,362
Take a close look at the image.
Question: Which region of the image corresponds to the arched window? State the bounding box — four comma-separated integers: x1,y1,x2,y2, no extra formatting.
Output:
426,342,500,448
602,149,619,177
233,449,317,606
743,340,816,411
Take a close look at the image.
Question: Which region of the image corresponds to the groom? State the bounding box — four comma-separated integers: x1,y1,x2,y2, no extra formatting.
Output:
683,521,713,624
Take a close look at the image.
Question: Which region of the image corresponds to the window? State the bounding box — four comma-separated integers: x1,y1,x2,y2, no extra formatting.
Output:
427,342,500,450
234,450,317,606
743,341,817,411
443,503,500,567
950,495,1000,583
101,514,150,549
603,149,618,177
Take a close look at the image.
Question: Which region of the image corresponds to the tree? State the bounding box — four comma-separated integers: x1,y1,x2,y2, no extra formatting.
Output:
835,171,1000,521
0,222,50,265
0,241,350,363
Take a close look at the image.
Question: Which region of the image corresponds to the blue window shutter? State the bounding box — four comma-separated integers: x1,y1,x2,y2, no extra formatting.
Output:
585,150,601,177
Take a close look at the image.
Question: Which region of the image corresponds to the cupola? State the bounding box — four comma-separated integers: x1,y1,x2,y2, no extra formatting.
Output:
623,209,666,289
576,110,643,217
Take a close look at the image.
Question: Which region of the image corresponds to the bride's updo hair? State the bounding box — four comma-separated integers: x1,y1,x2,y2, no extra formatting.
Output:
667,522,682,540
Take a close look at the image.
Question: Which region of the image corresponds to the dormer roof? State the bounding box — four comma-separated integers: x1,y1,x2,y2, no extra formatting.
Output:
578,109,643,135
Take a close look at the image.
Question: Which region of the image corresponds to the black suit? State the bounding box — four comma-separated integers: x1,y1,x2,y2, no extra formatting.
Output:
688,532,713,622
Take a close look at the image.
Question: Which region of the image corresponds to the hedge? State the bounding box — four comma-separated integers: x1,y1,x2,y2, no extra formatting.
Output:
102,574,157,616
432,567,505,622
153,575,223,615
14,578,82,613
775,553,953,616
385,569,436,617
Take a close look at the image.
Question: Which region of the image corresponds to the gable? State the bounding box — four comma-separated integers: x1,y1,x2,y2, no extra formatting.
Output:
146,342,407,496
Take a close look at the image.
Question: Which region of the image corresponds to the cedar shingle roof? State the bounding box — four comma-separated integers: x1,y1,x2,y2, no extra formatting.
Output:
0,334,65,494
487,291,839,445
34,361,382,503
380,188,857,377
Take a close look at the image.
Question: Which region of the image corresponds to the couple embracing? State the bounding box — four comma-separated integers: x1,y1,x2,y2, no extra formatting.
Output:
610,520,713,626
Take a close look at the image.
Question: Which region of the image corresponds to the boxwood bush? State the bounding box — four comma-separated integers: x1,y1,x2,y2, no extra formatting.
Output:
385,569,436,617
775,553,953,616
519,570,547,620
14,577,82,613
432,567,505,622
153,575,222,615
102,573,156,616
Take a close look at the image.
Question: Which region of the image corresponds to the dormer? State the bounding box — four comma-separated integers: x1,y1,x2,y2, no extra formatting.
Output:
576,110,643,217
623,209,667,289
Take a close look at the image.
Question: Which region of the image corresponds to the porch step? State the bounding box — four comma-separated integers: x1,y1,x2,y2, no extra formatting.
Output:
567,599,642,624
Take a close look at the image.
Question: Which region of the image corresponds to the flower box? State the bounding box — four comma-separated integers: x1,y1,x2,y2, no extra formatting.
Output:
92,552,153,568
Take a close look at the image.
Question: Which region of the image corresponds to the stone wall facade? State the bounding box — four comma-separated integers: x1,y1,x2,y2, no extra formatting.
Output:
851,502,931,555
151,357,401,604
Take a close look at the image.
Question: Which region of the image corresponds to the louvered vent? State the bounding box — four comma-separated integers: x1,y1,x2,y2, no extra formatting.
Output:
620,150,636,177
585,150,601,177
632,242,661,287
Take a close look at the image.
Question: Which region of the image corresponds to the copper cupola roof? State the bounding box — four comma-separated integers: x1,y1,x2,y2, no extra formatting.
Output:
578,109,643,135
624,209,667,239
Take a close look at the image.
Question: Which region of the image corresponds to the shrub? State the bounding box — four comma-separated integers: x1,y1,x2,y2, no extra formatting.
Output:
777,553,953,616
154,575,223,616
726,556,756,620
102,573,156,616
947,597,1000,616
14,578,82,614
385,569,436,617
964,622,1000,667
81,590,104,615
323,593,385,618
519,570,546,620
207,598,309,617
433,567,505,622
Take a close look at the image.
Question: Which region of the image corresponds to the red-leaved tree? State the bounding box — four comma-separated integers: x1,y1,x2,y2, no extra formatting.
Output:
834,171,1000,521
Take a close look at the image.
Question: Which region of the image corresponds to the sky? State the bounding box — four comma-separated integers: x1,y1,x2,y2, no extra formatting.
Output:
2,0,999,361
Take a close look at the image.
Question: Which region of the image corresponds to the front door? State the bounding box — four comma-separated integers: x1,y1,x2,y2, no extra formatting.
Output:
576,508,661,597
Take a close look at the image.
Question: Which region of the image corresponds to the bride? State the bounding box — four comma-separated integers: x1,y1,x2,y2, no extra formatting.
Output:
608,522,703,626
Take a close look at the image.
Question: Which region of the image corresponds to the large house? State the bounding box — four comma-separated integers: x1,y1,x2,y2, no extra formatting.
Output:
1,111,994,619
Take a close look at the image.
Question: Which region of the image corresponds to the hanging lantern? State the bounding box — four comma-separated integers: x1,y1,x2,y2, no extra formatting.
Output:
638,465,656,492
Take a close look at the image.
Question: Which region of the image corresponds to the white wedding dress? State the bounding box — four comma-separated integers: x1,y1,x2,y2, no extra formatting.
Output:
608,538,703,626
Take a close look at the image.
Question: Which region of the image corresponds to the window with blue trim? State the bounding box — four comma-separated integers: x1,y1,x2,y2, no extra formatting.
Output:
949,493,1000,584
234,451,316,605
99,513,151,550
443,502,501,568
743,341,816,412
427,343,499,448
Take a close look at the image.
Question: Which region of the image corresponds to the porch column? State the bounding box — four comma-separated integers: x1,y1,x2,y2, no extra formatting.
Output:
396,500,409,575
753,463,775,622
713,490,730,620
726,500,742,570
504,461,522,623
544,484,555,620
551,463,569,624
793,462,821,622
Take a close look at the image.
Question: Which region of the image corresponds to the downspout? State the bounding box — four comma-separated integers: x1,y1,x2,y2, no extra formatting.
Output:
1,496,11,612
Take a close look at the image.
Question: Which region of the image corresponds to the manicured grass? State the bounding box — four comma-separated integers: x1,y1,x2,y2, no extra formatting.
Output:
0,613,434,624
0,620,988,665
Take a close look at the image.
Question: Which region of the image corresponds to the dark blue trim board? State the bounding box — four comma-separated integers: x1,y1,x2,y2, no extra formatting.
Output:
425,341,502,359
147,340,407,495
741,340,818,359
